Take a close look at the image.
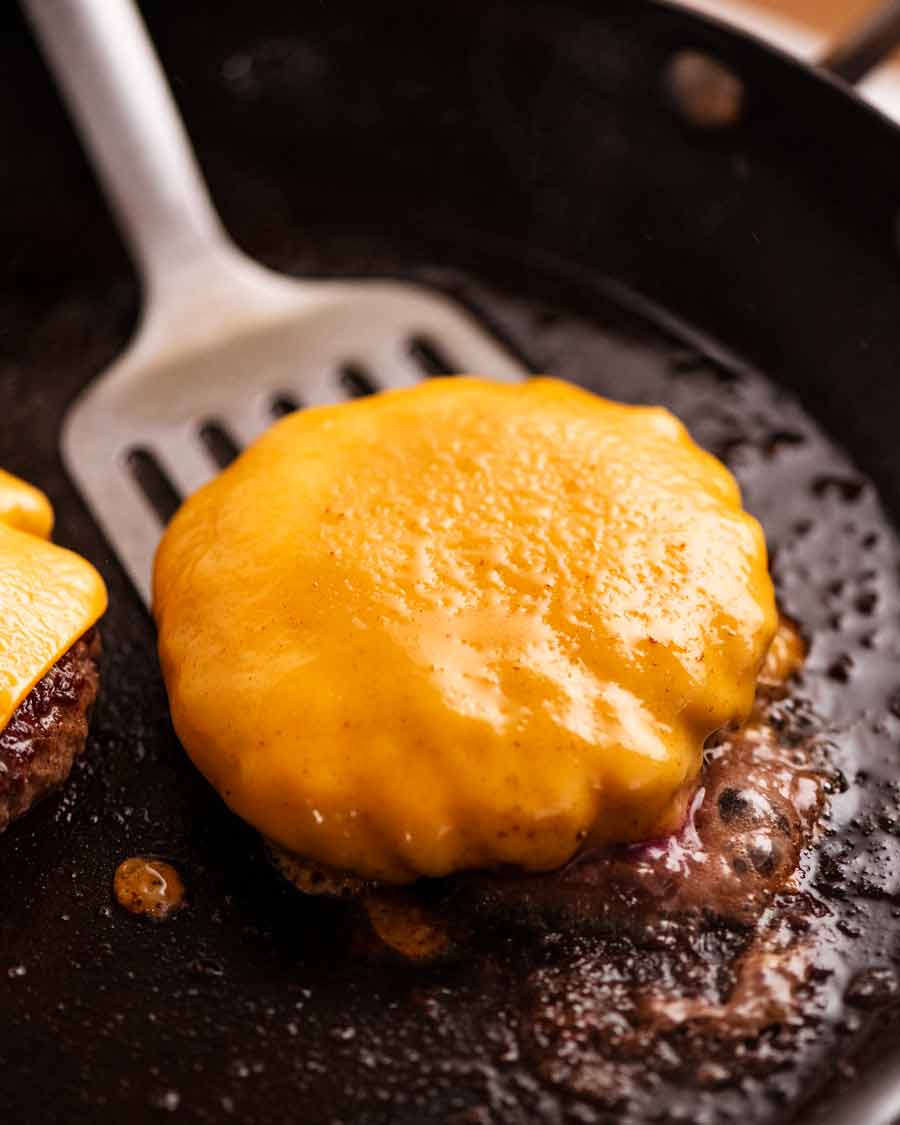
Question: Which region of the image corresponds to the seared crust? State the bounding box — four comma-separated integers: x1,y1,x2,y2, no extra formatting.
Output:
0,629,100,833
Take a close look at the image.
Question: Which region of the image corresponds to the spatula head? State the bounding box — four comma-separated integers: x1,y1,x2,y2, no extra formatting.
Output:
63,278,529,605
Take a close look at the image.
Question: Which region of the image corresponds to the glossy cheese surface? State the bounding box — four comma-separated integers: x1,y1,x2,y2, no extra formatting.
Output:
154,378,776,883
0,468,54,537
0,471,107,733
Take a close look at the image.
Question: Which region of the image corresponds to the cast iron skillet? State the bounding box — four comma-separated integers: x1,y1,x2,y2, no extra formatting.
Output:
4,1,900,1122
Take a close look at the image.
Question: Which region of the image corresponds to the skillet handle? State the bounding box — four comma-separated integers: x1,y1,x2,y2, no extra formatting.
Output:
20,0,233,302
822,0,900,84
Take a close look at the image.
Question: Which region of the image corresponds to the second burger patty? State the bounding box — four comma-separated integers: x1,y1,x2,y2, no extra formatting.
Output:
0,629,101,833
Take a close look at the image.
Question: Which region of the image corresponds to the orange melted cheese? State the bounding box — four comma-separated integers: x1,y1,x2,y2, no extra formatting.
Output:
0,468,54,538
153,378,776,883
0,470,106,734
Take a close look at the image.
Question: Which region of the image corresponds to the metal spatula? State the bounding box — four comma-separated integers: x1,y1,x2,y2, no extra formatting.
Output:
23,0,528,605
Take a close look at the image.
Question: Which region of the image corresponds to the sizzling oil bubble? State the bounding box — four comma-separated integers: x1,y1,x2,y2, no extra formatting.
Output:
363,891,451,963
113,857,186,921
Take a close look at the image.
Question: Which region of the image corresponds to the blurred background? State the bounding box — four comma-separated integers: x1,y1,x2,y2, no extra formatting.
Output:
688,0,882,40
684,0,900,117
725,0,881,25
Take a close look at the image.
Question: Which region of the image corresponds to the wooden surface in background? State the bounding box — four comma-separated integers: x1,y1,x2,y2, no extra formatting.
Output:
747,0,875,39
721,0,900,63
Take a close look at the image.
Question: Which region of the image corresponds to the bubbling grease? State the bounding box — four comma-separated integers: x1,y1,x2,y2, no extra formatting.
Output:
114,857,186,922
362,892,451,962
266,614,816,971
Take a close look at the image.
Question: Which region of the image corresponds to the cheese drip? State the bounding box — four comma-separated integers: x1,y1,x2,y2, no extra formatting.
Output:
154,378,776,883
0,470,107,733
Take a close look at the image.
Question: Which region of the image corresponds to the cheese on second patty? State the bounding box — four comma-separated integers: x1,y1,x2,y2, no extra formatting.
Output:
0,470,107,733
153,377,776,883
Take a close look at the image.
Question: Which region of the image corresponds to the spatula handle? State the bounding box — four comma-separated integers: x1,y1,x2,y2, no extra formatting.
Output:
21,0,229,300
823,0,900,84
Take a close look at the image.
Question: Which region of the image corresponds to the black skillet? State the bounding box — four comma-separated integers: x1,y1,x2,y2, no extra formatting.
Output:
4,1,900,1122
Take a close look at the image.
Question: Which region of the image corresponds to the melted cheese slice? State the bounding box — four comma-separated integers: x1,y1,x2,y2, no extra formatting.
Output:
0,468,54,538
154,378,776,883
0,470,107,733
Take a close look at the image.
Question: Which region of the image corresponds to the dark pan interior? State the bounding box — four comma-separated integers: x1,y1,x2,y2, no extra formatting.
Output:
3,1,900,1122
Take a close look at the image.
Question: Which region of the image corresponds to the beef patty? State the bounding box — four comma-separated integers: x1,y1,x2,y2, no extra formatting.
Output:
0,629,101,833
271,653,830,977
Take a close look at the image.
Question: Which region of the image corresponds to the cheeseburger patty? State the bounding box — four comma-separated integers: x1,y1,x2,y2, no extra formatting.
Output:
0,628,100,833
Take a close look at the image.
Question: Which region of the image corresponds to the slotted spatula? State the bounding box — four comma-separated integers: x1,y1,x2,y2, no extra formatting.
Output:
23,0,528,605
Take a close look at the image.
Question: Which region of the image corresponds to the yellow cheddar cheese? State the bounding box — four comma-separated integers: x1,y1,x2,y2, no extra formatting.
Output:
0,470,106,733
0,467,54,538
153,377,776,883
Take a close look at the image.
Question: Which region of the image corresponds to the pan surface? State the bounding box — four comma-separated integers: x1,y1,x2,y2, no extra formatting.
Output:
3,1,900,1122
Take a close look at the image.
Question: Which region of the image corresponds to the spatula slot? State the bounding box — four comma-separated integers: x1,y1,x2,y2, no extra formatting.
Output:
271,393,301,418
408,335,455,376
199,420,241,469
126,447,181,525
339,364,378,398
